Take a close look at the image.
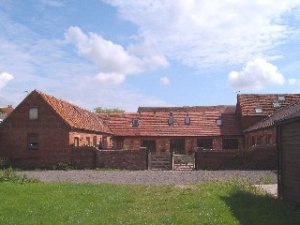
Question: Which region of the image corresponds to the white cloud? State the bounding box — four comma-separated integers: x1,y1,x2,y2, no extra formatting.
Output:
0,72,14,90
288,78,297,85
65,26,168,84
95,73,125,85
160,76,170,86
105,0,300,68
228,58,285,90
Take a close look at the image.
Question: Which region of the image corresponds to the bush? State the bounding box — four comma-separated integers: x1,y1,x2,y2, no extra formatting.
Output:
0,158,9,169
51,162,75,170
0,168,38,183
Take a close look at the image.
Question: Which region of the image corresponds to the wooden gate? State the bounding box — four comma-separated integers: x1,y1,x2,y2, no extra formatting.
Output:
148,152,172,170
173,154,195,171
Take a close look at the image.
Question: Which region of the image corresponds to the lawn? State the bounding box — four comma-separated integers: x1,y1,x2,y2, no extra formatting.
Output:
0,177,300,225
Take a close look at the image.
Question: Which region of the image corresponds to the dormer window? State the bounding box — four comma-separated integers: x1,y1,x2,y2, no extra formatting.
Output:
278,96,285,101
168,112,174,125
216,117,222,126
29,107,38,120
132,118,139,127
184,115,191,125
255,107,263,114
273,102,281,108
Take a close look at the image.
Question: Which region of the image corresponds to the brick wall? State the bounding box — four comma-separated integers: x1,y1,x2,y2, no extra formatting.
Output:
195,146,277,170
244,128,276,149
70,147,149,170
96,149,148,170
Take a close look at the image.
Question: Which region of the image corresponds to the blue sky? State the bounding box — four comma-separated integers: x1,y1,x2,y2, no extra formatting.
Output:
0,0,300,111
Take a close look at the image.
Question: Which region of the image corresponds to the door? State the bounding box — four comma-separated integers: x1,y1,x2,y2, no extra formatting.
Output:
142,140,156,152
170,138,185,154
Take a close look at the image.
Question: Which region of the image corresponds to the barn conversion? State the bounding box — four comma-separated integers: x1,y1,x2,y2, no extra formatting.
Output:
1,90,300,168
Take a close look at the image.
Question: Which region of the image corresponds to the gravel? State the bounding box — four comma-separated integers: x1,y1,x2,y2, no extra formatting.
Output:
18,170,277,185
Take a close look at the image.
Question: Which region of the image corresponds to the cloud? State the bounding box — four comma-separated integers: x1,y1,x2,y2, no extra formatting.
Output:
160,76,170,86
105,0,300,68
39,0,65,7
228,58,285,90
65,26,168,84
288,78,297,85
0,72,14,90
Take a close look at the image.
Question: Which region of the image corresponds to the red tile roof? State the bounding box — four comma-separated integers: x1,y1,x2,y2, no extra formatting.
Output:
35,90,112,134
0,105,13,114
101,106,242,137
237,94,300,117
244,101,300,132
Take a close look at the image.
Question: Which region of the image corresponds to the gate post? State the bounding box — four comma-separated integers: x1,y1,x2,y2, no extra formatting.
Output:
170,151,174,170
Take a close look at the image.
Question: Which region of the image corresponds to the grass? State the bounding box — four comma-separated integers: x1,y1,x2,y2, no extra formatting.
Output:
0,175,299,225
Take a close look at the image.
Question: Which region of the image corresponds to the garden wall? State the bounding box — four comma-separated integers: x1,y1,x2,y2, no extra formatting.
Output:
195,146,277,170
71,147,148,170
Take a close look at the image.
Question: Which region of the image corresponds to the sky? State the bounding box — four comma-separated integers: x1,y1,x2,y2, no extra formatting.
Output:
0,0,300,112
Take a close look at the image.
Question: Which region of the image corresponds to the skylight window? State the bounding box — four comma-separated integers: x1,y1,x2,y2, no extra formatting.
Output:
255,107,263,114
168,112,174,125
273,102,281,108
216,117,222,126
184,115,191,125
132,119,139,127
278,96,285,101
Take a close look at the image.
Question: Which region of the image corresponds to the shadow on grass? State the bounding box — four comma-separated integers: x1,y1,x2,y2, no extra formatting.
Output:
222,191,300,225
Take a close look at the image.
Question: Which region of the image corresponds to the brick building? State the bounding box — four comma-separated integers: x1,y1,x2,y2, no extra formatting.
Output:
238,95,300,149
101,106,243,154
0,90,112,167
1,90,300,168
0,105,13,122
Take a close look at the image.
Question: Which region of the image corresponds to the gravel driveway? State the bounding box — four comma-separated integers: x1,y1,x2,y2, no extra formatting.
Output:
19,170,277,185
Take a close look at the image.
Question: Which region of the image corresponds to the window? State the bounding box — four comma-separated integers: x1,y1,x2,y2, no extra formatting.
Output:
216,117,222,126
93,136,97,147
257,136,262,145
223,139,238,150
255,107,263,114
132,119,139,127
142,140,156,152
74,137,80,147
170,138,185,154
86,137,91,146
27,134,39,150
168,113,174,125
197,138,213,149
267,134,273,145
273,102,281,108
184,115,191,125
251,136,256,146
29,107,38,120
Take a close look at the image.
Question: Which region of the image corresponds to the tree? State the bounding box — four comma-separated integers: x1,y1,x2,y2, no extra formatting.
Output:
94,107,125,114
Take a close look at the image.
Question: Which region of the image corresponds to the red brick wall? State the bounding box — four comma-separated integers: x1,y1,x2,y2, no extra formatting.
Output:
195,146,277,170
96,149,148,170
244,128,276,149
70,147,148,170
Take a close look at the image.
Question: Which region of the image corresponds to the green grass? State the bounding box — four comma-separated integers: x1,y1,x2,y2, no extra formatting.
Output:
0,180,299,225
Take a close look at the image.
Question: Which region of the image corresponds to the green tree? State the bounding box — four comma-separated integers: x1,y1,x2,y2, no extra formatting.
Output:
94,107,125,114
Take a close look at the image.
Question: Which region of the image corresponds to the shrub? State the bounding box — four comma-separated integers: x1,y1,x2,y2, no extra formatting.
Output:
0,168,38,183
51,162,75,170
